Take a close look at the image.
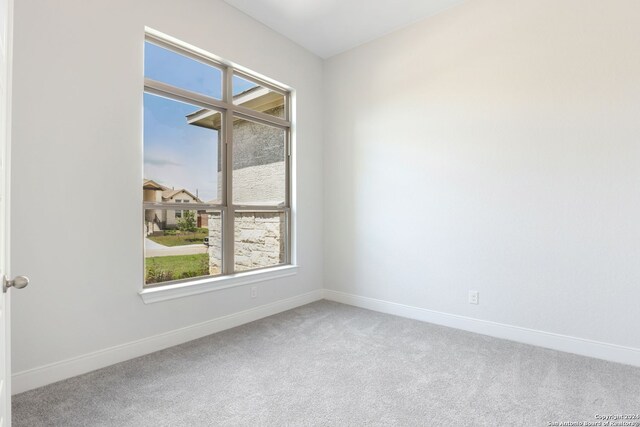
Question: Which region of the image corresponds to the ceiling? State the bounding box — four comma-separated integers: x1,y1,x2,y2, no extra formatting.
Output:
223,0,466,58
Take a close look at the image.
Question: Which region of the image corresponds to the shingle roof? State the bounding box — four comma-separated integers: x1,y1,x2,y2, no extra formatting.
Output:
143,179,203,203
143,179,168,191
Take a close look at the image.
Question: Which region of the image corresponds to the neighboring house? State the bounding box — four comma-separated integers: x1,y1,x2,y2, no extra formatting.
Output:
143,179,207,235
186,87,287,273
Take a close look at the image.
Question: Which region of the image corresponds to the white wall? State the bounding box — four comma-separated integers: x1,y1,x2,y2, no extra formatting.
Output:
10,0,323,388
324,0,640,350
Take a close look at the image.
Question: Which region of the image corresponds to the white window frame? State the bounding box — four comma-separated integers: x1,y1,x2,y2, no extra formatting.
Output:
140,29,296,304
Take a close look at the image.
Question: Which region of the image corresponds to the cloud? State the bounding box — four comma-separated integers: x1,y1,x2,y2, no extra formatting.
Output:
144,157,182,167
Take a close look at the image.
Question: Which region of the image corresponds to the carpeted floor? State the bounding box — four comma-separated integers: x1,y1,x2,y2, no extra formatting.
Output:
12,300,640,426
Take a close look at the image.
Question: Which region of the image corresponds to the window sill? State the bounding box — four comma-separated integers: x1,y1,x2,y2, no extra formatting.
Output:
139,265,298,304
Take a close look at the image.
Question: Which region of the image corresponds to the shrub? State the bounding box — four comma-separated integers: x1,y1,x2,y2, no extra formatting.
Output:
177,210,197,234
145,260,174,284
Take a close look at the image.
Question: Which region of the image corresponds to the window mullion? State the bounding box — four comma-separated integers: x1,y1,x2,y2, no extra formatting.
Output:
230,105,290,129
222,67,235,276
144,79,228,112
285,128,292,265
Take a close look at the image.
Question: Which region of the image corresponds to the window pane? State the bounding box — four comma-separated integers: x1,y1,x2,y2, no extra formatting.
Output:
232,117,286,206
232,74,285,119
144,93,222,204
144,41,222,99
234,211,286,272
144,209,222,286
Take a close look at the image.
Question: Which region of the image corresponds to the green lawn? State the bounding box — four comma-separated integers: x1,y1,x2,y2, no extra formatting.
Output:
147,228,208,247
145,253,209,284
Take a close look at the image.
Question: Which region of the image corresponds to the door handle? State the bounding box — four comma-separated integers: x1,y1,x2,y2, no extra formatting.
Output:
2,275,29,293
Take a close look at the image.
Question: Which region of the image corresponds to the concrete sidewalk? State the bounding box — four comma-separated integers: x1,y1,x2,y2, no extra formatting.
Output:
145,238,207,257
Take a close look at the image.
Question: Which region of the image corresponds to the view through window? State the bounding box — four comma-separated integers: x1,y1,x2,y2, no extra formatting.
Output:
143,35,291,287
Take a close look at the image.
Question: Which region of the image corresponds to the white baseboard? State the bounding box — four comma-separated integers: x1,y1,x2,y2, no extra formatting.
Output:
323,289,640,368
12,289,324,395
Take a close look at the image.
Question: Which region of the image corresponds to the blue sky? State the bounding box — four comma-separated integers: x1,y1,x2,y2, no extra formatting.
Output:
144,93,219,201
143,42,256,202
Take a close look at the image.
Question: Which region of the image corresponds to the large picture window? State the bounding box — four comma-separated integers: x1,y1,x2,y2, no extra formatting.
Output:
143,33,291,287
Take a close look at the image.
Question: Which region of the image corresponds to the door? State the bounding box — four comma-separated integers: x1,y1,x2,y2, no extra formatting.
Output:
0,0,13,424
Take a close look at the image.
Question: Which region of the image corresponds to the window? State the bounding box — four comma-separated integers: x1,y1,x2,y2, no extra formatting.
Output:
143,33,291,288
174,199,183,218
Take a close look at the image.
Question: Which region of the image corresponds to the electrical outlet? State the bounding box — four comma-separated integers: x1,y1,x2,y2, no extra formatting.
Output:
250,286,258,299
468,290,479,305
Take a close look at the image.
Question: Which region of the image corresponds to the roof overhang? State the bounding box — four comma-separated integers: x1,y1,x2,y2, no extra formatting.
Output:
186,86,284,130
143,179,165,191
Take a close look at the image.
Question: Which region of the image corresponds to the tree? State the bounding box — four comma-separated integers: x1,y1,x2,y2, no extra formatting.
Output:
177,210,197,235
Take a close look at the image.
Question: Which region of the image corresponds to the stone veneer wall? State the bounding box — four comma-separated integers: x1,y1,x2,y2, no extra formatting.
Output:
207,211,285,274
232,162,285,205
234,212,286,271
207,212,223,275
233,106,285,169
216,105,286,202
207,103,288,274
